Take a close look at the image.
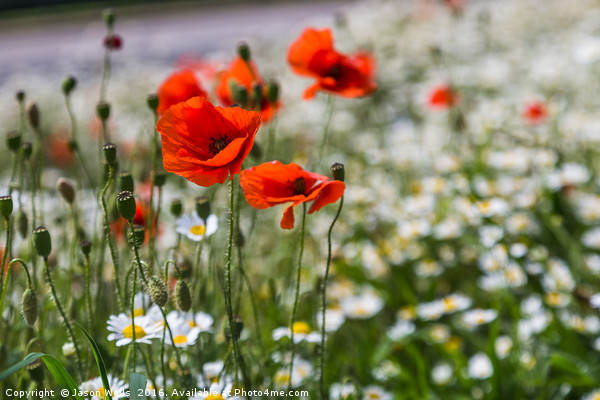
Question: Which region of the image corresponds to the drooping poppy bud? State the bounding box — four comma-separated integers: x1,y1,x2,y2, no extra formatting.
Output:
28,103,40,131
56,178,75,205
15,91,25,103
16,210,28,239
128,224,145,248
62,76,77,96
22,288,38,326
175,280,192,312
148,276,168,307
170,199,183,218
266,81,280,104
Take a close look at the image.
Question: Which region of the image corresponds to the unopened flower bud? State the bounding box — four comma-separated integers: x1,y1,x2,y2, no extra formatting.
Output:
56,178,75,205
252,83,263,105
62,342,76,358
15,91,25,103
153,171,167,187
96,101,111,121
27,359,44,384
175,280,192,312
238,42,251,62
17,210,28,239
102,8,115,27
267,81,279,104
330,163,345,182
226,315,244,340
170,199,182,218
118,171,134,193
80,240,92,257
148,276,168,307
0,196,12,220
22,288,38,326
146,94,159,111
102,143,117,165
6,131,21,152
28,103,40,131
62,76,77,96
195,196,210,221
116,191,136,221
233,85,248,107
33,226,51,259
21,142,32,160
128,224,145,248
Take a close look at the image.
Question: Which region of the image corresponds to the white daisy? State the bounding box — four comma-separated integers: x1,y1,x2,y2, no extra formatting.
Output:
462,309,498,329
167,310,214,332
340,290,384,319
272,321,321,344
467,352,493,380
107,314,163,346
165,317,201,348
80,374,128,400
176,212,218,241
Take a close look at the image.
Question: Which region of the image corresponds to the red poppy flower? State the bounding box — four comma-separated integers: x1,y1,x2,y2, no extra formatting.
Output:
216,56,280,123
157,69,208,115
240,161,345,229
287,27,377,100
156,97,261,187
428,84,459,110
523,101,547,125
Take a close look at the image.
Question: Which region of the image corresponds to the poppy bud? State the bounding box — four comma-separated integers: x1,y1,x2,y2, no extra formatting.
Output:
102,8,115,27
104,35,123,50
128,224,145,247
26,359,44,384
146,94,159,111
195,196,210,221
232,85,248,107
226,315,244,340
102,143,117,165
21,142,32,160
175,279,192,312
6,131,21,153
62,76,77,96
267,81,279,104
116,191,136,221
22,288,38,326
148,276,168,307
17,210,28,239
96,101,111,121
28,103,40,131
170,199,182,218
15,90,25,103
0,196,12,220
56,178,75,205
330,163,345,182
153,171,167,187
237,42,251,62
33,226,51,259
80,240,92,257
118,171,134,193
252,83,263,105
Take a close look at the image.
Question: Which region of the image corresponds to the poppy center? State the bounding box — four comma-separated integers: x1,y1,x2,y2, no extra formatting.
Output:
208,135,232,156
293,177,306,195
328,63,341,78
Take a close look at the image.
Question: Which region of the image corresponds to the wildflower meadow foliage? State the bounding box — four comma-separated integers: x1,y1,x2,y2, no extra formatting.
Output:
2,0,600,399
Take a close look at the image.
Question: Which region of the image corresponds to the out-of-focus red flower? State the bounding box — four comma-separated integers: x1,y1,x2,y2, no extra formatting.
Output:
216,56,280,123
523,101,547,125
104,34,123,50
156,97,261,187
175,55,220,82
111,197,159,243
428,84,459,110
157,69,208,115
47,133,74,168
443,0,465,14
240,161,345,229
287,27,377,100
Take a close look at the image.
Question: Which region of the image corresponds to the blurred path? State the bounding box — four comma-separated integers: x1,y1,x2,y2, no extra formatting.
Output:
0,0,348,76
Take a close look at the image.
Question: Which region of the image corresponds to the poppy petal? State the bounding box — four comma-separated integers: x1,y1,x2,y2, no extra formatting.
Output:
308,181,345,214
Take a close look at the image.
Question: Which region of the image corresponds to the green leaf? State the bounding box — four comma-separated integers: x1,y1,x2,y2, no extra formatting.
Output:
40,355,85,400
129,372,147,400
77,324,113,400
0,352,44,381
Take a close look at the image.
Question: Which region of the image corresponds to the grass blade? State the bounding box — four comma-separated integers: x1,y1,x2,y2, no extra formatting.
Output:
0,352,44,381
40,355,85,400
129,372,147,400
77,324,113,400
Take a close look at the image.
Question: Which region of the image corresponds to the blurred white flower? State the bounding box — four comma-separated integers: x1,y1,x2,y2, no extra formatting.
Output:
467,352,493,380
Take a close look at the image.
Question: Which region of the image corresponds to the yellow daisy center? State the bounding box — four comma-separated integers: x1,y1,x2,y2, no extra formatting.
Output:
173,335,188,345
133,308,144,317
190,225,206,236
188,320,196,328
205,395,224,400
96,387,106,399
123,324,146,339
292,321,311,335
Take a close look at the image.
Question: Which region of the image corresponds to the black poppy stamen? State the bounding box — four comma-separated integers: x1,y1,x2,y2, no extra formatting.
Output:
208,134,233,156
293,177,306,195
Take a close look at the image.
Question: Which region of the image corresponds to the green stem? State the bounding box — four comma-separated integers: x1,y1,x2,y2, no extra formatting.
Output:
84,254,93,337
101,165,123,309
148,110,159,271
287,202,307,392
65,94,95,188
43,258,84,381
100,31,112,102
0,218,10,320
319,196,343,399
314,96,335,170
130,254,138,374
